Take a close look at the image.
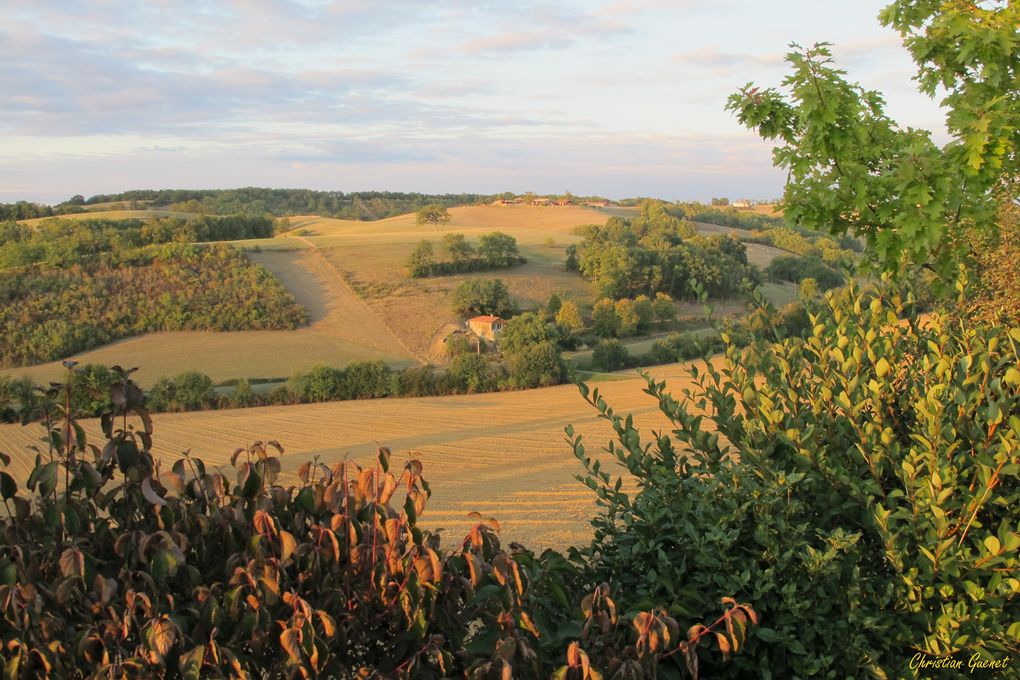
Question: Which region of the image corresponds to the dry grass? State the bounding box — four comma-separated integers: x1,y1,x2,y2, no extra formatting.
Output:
745,243,790,269
319,242,597,361
19,210,194,226
278,206,791,361
271,206,611,361
8,249,416,387
0,360,712,549
738,203,784,217
288,205,610,245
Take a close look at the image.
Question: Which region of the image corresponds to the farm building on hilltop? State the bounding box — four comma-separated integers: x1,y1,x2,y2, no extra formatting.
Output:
467,315,505,341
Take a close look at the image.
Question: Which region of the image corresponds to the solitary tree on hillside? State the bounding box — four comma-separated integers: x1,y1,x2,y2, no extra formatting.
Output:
416,204,451,231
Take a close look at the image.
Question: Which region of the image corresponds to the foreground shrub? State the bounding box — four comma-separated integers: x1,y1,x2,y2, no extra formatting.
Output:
569,284,1019,678
0,366,752,678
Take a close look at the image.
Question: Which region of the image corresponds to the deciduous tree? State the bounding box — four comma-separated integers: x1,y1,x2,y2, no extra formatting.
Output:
415,203,451,231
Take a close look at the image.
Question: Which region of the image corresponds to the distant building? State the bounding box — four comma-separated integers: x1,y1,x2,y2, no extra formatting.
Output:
530,197,551,206
492,198,523,206
585,200,609,208
467,315,506,341
553,199,571,206
732,200,751,208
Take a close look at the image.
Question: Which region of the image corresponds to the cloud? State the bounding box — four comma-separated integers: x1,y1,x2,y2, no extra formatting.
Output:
0,128,785,205
671,47,784,74
0,0,943,203
447,2,631,57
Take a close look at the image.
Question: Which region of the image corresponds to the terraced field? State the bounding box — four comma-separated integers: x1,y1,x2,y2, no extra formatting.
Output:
0,360,712,549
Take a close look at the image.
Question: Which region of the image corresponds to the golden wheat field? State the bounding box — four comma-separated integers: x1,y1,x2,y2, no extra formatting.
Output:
9,248,417,387
18,209,194,226
0,360,714,549
287,205,612,245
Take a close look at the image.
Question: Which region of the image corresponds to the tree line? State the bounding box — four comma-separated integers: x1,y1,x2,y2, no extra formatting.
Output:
69,188,498,221
0,215,275,269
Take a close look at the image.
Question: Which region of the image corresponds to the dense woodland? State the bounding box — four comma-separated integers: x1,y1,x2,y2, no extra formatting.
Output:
0,215,275,269
0,244,306,367
0,215,305,366
568,204,761,299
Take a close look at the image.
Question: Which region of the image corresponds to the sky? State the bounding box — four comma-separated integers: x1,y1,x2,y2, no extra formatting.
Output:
1,0,947,204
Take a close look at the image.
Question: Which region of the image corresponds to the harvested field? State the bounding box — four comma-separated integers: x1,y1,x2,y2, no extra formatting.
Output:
19,209,193,225
689,220,746,236
318,242,597,361
745,242,790,269
738,203,784,217
288,205,612,245
0,360,713,550
8,248,416,387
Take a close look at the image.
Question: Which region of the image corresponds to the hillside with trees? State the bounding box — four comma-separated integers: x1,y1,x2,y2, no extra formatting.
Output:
0,244,306,367
568,203,759,300
0,1,1014,677
0,216,306,366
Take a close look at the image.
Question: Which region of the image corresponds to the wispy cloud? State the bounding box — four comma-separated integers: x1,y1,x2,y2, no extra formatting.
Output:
1,0,943,203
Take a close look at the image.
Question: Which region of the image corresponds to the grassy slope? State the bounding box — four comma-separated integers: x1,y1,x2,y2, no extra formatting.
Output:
289,206,611,361
0,359,713,549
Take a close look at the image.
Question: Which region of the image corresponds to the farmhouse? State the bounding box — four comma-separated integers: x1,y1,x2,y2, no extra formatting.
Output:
467,315,505,341
530,197,551,206
585,200,609,208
